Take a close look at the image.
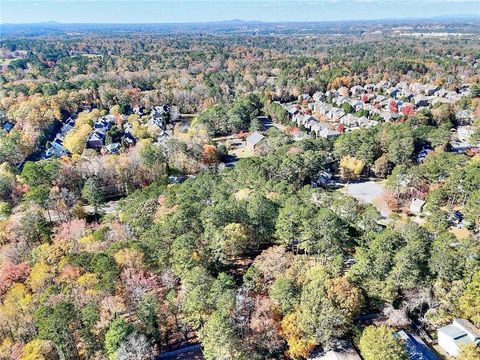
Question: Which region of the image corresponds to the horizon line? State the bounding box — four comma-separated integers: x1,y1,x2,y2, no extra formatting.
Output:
2,14,480,26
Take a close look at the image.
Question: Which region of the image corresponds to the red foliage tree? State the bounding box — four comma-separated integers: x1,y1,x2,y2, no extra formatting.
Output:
389,100,398,113
0,261,30,296
401,104,415,116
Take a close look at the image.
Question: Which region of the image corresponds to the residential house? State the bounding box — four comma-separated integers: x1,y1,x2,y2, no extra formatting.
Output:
457,126,475,143
455,110,474,125
375,80,391,90
303,116,318,130
396,330,439,360
105,142,121,154
328,108,346,122
310,121,328,137
316,103,332,116
87,131,105,149
319,128,341,139
246,131,265,150
341,114,360,128
425,86,440,96
338,87,349,97
299,93,312,102
438,319,480,357
388,87,400,98
308,344,361,360
410,198,426,215
364,83,375,92
380,111,397,122
431,98,452,106
417,146,433,163
356,116,370,127
409,83,425,94
414,96,430,108
401,91,415,101
2,122,13,132
288,106,300,118
313,171,333,187
61,119,75,134
349,99,364,111
350,85,365,96
312,91,325,102
326,90,339,98
434,88,448,98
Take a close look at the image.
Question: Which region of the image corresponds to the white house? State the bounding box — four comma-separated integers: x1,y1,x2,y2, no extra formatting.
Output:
246,131,265,150
457,126,475,143
409,198,426,215
437,319,480,357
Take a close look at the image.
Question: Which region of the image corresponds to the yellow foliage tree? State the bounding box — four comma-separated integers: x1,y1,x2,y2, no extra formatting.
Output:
114,248,145,268
280,312,316,360
340,156,365,180
0,284,33,338
64,124,92,154
28,262,52,292
20,339,55,360
458,344,480,360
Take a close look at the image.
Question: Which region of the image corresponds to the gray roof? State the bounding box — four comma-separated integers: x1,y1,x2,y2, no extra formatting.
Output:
246,131,265,146
438,324,467,339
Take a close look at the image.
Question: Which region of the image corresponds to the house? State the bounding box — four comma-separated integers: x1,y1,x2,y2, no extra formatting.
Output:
414,96,430,108
350,85,365,96
299,93,312,102
388,87,400,98
313,171,333,188
402,91,415,101
396,331,439,360
105,142,121,154
288,106,300,118
304,117,319,131
50,137,65,151
380,111,397,122
341,114,360,128
375,80,391,90
319,128,341,139
308,344,361,360
425,86,439,96
311,121,328,137
168,175,188,184
312,91,325,102
61,118,75,134
246,131,265,150
338,87,349,97
457,126,475,143
410,198,426,215
417,147,433,163
455,110,474,125
364,83,375,92
329,108,346,122
349,100,364,111
316,103,332,116
2,122,13,132
87,131,105,149
45,146,66,158
438,319,480,357
410,83,425,94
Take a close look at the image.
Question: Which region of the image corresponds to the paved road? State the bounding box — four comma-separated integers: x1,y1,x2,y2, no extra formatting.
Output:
156,344,202,360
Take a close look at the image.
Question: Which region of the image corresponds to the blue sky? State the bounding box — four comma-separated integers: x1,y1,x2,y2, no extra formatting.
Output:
1,0,479,24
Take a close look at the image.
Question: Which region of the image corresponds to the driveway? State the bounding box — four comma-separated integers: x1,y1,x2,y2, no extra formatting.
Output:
342,180,391,218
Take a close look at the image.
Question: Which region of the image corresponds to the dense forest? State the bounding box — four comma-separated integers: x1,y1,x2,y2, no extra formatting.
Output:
0,22,479,360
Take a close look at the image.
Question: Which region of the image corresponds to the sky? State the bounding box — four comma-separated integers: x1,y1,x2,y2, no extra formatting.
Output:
1,0,479,24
